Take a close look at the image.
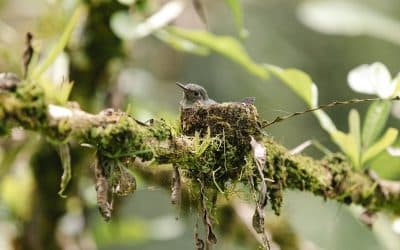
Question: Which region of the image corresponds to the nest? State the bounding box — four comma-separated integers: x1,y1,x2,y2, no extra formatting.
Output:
180,102,262,145
179,102,263,184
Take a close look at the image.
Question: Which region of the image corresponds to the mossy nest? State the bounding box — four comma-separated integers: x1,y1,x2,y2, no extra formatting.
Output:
179,102,263,188
181,102,262,143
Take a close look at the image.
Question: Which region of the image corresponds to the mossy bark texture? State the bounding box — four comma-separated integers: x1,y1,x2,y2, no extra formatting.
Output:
1,81,400,217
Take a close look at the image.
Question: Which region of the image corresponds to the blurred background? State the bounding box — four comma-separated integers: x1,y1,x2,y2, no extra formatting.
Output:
1,0,400,249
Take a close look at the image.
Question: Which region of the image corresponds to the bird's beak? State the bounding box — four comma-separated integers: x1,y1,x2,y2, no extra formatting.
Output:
176,82,187,90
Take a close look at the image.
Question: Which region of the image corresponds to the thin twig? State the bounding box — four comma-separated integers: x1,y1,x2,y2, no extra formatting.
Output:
262,96,400,127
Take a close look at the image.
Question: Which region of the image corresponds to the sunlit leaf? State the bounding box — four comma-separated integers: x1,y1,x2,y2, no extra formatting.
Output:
111,1,185,40
57,80,74,104
311,83,318,107
154,30,210,56
38,78,74,105
331,130,360,168
38,52,73,104
361,128,398,165
370,145,400,179
266,65,338,134
266,65,314,106
392,73,400,97
224,0,248,38
349,109,361,155
330,109,361,168
31,5,84,79
362,100,391,149
167,27,269,79
314,110,337,133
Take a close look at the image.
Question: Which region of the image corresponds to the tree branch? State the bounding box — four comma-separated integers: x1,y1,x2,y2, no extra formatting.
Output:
1,80,400,217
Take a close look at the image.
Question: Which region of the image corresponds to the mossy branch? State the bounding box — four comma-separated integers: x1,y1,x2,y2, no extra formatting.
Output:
1,80,400,217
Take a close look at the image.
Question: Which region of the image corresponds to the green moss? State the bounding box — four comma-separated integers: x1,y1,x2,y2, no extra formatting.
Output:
46,119,73,143
177,102,267,208
149,119,172,141
181,102,262,142
0,81,48,134
82,111,162,161
175,102,289,220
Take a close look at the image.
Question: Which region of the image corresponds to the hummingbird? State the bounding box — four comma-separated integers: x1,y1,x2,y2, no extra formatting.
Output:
176,82,217,109
176,81,260,138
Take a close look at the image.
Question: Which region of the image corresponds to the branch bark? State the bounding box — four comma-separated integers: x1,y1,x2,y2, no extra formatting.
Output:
1,80,400,218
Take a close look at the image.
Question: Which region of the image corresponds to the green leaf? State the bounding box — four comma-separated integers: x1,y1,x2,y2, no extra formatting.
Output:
314,110,337,133
31,5,84,79
349,109,361,153
57,80,74,105
362,100,391,149
39,78,74,105
266,65,314,106
331,130,360,168
266,65,338,134
57,144,71,198
329,109,362,168
361,128,398,165
392,73,400,95
154,30,210,56
111,2,184,40
224,0,247,38
167,27,269,79
370,139,400,179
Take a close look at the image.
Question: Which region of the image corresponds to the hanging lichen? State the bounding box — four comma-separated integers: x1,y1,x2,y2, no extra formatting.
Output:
57,143,71,198
94,157,112,221
94,152,137,220
178,102,273,249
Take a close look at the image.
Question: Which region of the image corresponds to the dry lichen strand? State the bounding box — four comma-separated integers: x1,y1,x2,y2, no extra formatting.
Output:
83,113,174,209
87,115,172,219
97,154,136,197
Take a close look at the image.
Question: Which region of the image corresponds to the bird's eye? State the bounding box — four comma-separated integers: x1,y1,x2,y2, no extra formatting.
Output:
194,92,200,97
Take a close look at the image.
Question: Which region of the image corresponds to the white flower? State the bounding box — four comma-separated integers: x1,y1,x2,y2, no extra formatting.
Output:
347,62,400,98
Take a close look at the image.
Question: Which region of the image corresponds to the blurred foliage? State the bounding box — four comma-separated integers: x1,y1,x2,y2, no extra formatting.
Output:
1,0,400,250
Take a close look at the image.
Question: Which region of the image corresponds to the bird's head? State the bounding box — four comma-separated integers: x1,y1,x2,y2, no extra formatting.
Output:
176,82,210,106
